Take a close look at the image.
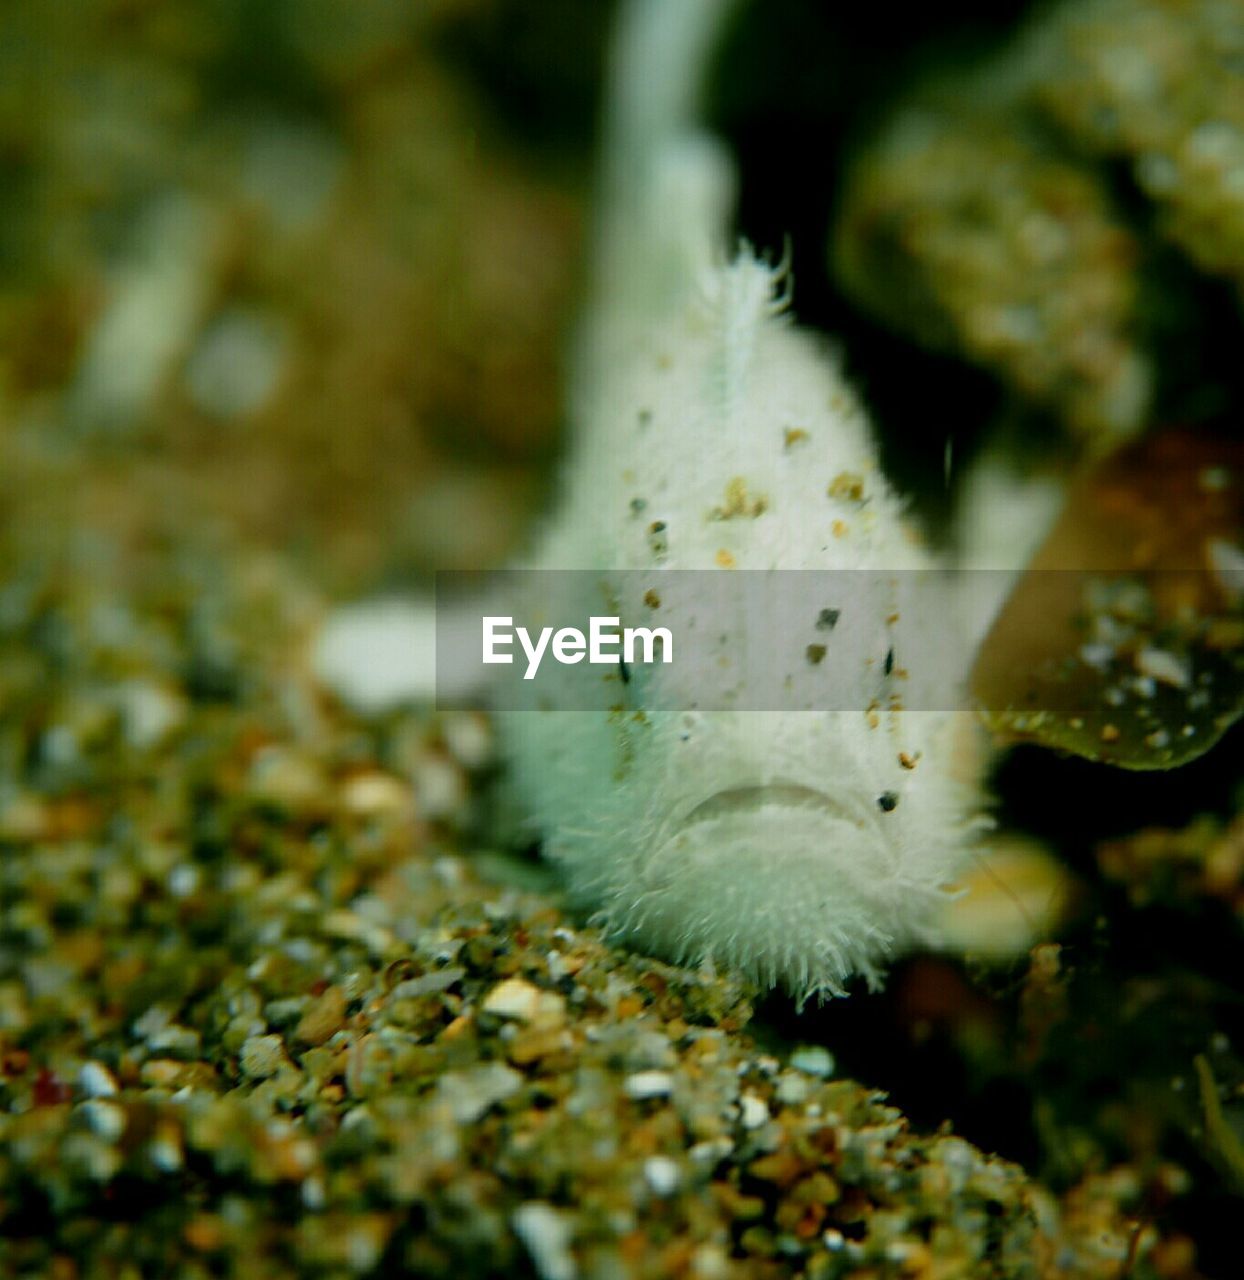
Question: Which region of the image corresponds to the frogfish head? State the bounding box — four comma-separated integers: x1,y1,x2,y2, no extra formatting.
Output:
498,703,985,1002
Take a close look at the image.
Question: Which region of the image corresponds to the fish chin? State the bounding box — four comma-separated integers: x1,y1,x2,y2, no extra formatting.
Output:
613,791,924,1000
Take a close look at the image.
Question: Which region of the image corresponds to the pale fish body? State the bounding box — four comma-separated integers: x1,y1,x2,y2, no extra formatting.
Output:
499,235,986,999
492,0,991,1000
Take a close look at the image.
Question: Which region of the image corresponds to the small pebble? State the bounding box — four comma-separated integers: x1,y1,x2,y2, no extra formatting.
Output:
643,1155,682,1196
81,1100,127,1143
739,1093,769,1129
339,771,411,818
512,1202,577,1280
625,1070,674,1100
239,1034,290,1080
775,1073,811,1106
148,1123,184,1172
482,977,543,1022
78,1061,120,1098
295,986,347,1046
438,1062,523,1124
790,1045,834,1077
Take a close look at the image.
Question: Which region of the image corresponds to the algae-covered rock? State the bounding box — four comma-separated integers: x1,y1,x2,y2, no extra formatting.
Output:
1033,0,1244,292
833,0,1244,449
834,98,1150,444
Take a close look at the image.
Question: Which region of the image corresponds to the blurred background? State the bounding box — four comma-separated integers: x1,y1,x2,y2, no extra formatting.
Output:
5,0,1243,579
4,0,1244,1275
0,0,601,594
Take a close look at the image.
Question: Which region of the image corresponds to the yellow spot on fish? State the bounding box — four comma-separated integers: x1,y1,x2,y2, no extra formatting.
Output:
828,472,865,503
711,476,768,520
